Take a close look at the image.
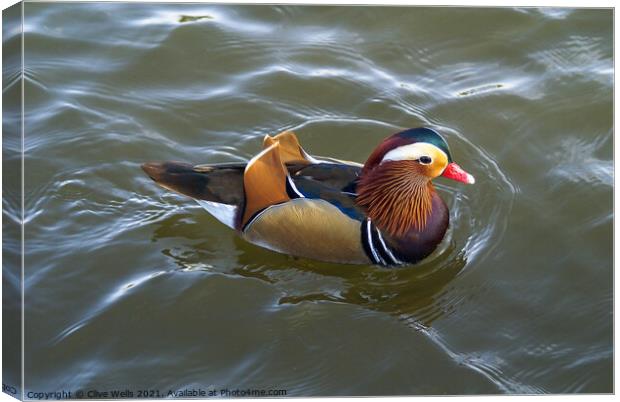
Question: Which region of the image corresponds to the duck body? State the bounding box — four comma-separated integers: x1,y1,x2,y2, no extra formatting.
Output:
142,128,473,266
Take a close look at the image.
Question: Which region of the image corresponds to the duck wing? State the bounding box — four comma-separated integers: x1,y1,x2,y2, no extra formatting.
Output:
142,131,366,230
285,174,365,222
287,162,361,193
141,161,361,206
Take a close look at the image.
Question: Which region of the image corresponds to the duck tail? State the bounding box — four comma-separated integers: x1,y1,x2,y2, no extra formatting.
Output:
141,161,245,206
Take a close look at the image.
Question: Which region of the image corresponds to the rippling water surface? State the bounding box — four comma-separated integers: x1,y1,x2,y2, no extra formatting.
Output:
4,3,612,395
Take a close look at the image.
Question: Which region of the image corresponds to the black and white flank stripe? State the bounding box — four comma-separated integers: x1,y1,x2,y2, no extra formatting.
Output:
361,219,404,266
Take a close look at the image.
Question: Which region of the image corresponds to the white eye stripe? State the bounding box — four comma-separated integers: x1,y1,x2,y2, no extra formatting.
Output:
381,143,446,164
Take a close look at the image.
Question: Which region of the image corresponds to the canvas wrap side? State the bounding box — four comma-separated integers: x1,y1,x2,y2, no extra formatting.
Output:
3,2,24,400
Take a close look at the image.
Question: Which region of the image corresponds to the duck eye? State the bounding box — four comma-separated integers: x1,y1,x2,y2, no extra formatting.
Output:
419,156,432,165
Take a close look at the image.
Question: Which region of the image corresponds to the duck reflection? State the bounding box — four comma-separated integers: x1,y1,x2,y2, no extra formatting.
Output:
153,211,466,330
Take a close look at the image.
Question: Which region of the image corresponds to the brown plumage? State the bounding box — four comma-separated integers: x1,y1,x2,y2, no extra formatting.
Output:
356,160,434,237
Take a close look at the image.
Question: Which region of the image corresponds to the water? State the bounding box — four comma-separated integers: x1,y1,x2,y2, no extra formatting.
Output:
3,3,612,395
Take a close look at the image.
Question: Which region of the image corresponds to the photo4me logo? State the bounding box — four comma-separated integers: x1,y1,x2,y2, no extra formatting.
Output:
167,388,288,398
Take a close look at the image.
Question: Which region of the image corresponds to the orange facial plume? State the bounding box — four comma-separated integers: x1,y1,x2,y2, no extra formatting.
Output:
356,160,434,237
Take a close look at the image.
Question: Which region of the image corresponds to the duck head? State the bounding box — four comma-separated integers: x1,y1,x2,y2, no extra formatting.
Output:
356,127,474,236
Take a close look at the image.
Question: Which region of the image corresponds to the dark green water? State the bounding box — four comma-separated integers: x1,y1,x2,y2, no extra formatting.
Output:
4,3,613,396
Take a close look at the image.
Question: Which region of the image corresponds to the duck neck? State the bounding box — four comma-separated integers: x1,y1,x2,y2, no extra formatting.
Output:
356,161,435,237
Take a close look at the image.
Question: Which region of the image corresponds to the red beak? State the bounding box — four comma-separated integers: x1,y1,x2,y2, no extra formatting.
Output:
441,162,475,184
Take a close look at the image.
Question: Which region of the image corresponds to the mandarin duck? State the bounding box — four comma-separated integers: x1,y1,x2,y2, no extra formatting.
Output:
142,127,474,266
